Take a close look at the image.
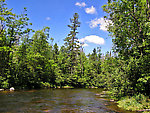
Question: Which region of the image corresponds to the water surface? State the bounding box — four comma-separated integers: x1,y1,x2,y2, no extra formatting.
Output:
0,89,136,113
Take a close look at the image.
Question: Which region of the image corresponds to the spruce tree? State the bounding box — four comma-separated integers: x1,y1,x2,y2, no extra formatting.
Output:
64,13,80,76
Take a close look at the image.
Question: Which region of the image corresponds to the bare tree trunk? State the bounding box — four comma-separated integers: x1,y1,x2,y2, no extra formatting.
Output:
147,0,149,9
146,0,150,20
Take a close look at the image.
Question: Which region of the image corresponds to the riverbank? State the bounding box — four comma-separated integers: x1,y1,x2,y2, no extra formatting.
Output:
117,94,150,112
95,91,150,112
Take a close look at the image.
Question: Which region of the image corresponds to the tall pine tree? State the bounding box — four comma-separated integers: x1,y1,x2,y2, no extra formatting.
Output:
64,13,80,77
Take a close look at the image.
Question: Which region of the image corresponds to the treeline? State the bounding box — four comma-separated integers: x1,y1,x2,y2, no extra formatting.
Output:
102,0,150,98
0,0,104,89
0,0,150,100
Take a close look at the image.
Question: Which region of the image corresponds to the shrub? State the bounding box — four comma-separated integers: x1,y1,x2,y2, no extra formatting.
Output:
117,94,150,111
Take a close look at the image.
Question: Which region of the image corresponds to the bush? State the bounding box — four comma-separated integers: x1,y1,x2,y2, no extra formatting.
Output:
117,94,150,111
40,82,51,88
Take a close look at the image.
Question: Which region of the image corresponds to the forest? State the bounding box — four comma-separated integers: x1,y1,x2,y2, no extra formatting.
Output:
0,0,150,111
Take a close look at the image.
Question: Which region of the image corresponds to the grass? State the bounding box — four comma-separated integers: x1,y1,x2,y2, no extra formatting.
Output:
117,94,150,112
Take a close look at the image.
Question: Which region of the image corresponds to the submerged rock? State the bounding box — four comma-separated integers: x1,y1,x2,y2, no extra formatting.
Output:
99,94,108,98
138,109,150,112
95,93,101,96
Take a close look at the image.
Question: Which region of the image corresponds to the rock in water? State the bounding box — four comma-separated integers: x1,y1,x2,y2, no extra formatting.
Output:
10,87,15,91
110,99,114,102
0,89,4,91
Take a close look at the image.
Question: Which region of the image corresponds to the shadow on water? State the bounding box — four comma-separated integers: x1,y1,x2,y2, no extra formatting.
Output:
0,89,137,113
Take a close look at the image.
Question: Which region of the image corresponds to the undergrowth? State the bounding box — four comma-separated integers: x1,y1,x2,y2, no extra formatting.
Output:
117,94,150,112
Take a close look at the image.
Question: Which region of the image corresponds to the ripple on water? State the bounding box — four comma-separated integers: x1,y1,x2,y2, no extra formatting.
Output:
0,89,136,113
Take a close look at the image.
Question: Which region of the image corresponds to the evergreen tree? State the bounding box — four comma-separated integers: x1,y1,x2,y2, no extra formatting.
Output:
64,13,80,78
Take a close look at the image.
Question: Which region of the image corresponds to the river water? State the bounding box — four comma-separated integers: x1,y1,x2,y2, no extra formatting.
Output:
0,89,137,113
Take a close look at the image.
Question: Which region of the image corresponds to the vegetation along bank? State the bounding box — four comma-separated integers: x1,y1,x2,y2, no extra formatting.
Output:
0,0,149,112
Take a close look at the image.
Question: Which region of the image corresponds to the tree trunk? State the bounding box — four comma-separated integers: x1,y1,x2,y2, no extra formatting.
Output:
146,0,150,20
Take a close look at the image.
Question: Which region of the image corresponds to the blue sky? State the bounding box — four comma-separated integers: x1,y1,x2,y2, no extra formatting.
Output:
6,0,112,54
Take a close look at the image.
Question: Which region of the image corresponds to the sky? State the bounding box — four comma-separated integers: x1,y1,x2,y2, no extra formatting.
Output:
6,0,113,55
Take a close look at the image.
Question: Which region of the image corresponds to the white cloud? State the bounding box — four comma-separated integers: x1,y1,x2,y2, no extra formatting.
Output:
75,2,86,7
85,6,96,14
89,17,112,31
79,35,105,45
46,17,51,21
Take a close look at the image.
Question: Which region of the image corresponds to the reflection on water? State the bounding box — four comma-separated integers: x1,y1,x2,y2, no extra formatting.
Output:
0,89,136,113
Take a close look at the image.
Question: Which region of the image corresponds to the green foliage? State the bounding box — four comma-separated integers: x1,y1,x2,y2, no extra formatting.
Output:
0,0,32,88
64,13,80,77
0,3,149,112
117,94,150,111
101,0,150,99
40,82,51,88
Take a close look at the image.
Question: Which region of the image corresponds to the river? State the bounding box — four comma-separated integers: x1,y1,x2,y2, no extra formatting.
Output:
0,89,137,113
